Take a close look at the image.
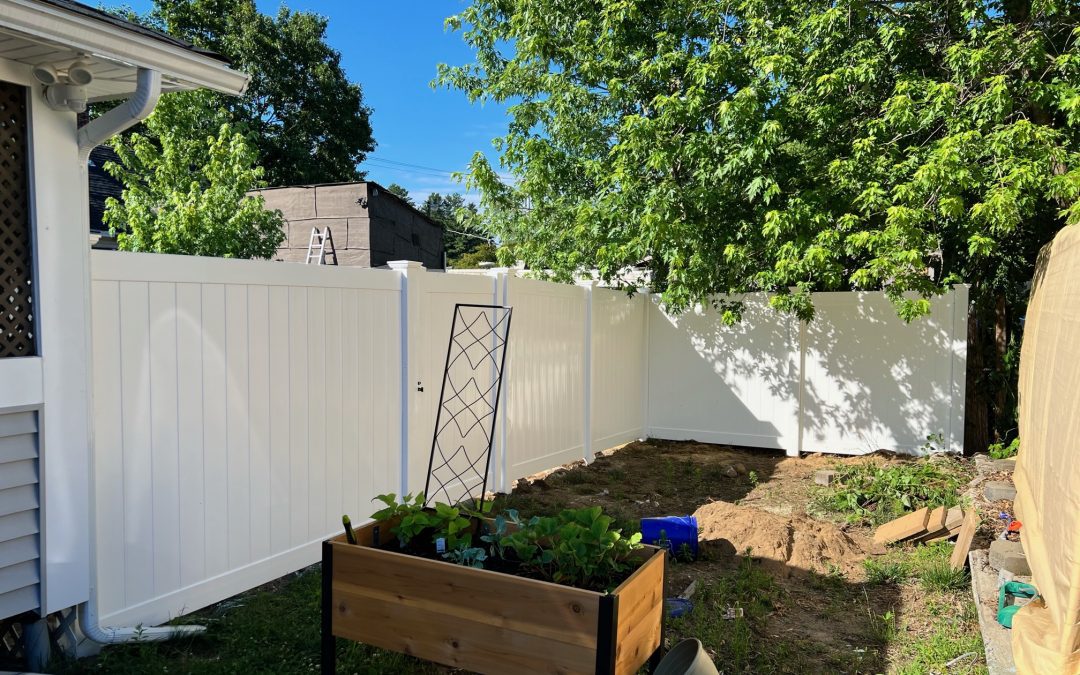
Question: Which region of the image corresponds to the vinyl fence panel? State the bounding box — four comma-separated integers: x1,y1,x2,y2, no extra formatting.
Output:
589,287,647,453
90,252,402,626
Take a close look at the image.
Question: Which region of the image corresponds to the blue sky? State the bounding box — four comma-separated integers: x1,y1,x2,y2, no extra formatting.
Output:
123,0,510,203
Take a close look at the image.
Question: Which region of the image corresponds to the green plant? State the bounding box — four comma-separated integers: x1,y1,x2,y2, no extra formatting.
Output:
921,433,946,455
989,437,1020,460
822,461,965,525
369,493,474,551
486,506,643,591
443,546,488,568
919,560,969,592
869,610,898,645
863,558,909,585
748,470,759,487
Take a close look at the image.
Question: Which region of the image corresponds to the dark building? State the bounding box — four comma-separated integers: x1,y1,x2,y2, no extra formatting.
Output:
253,181,445,269
88,145,122,248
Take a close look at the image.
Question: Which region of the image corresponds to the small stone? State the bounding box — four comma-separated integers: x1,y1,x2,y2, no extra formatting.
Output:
722,465,739,479
984,481,1017,502
989,539,1031,576
733,462,747,475
814,469,838,486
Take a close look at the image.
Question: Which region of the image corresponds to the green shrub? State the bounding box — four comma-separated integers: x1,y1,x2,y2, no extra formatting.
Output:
821,461,965,525
988,437,1020,460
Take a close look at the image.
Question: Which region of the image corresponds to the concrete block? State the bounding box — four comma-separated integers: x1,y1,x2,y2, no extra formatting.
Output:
814,469,838,486
315,183,367,218
975,455,1017,475
984,481,1017,502
874,507,931,545
989,539,1031,576
258,186,316,220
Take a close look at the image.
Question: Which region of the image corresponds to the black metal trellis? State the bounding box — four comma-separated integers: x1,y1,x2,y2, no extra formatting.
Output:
423,303,512,509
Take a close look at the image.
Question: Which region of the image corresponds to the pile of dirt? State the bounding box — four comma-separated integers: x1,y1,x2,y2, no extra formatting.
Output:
693,500,871,576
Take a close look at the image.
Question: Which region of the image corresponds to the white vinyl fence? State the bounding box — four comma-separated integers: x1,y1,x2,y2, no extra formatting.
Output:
646,288,968,455
88,251,965,627
90,254,403,626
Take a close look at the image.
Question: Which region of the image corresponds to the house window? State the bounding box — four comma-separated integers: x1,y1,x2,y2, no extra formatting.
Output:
0,80,35,358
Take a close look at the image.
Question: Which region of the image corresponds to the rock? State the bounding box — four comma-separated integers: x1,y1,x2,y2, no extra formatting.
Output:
733,462,747,475
984,481,1017,502
989,539,1031,576
814,469,838,486
975,455,1017,475
722,464,739,478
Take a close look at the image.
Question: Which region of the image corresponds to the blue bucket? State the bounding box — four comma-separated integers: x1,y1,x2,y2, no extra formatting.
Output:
641,516,699,559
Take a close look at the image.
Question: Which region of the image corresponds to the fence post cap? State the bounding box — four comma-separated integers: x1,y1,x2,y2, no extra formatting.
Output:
387,260,425,271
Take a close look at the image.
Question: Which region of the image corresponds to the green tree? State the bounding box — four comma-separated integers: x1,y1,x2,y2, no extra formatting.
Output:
420,192,494,263
440,0,1080,449
145,0,374,185
104,90,285,259
386,183,414,205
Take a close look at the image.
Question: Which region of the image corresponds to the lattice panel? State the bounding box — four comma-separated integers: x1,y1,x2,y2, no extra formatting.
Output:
0,81,35,358
424,304,512,508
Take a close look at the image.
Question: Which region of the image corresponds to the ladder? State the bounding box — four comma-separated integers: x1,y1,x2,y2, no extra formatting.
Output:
305,226,339,265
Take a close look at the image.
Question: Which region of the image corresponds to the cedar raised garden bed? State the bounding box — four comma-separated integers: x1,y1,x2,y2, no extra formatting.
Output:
321,517,666,675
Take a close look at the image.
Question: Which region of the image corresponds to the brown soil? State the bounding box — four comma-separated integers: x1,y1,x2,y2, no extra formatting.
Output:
693,500,872,577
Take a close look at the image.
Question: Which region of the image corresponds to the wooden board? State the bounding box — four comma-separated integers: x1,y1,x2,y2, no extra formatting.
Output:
329,522,665,675
914,506,949,543
950,509,979,570
873,507,931,545
921,506,965,544
613,551,665,675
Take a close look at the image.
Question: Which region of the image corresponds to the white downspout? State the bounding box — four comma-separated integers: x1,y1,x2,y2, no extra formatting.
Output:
75,67,205,644
77,67,161,160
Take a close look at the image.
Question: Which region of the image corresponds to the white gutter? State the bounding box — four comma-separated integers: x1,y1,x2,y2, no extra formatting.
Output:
77,67,160,161
74,66,205,644
0,0,249,96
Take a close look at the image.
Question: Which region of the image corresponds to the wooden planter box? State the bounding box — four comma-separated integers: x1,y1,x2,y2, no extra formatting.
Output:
321,519,666,675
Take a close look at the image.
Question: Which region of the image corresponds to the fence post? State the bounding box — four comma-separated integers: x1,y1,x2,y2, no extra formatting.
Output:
488,268,511,492
387,260,424,496
639,288,651,442
580,280,597,463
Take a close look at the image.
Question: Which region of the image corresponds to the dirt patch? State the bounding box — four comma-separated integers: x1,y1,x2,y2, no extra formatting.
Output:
693,500,872,577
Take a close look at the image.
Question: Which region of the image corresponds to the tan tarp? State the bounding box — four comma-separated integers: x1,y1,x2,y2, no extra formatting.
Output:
1013,225,1080,674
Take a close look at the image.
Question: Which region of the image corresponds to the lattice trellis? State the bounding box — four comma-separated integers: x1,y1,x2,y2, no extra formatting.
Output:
0,81,35,358
424,303,512,509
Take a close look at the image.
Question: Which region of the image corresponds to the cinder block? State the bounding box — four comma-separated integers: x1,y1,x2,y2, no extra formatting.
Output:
989,539,1031,576
258,186,316,220
874,507,931,545
984,481,1017,502
814,469,838,486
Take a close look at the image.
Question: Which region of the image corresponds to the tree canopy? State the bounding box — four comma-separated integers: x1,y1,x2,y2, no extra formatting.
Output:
439,0,1078,321
146,0,375,185
440,0,1080,447
420,192,495,265
104,90,285,259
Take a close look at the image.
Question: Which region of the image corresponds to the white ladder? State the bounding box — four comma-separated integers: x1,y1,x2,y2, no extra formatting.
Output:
305,226,338,265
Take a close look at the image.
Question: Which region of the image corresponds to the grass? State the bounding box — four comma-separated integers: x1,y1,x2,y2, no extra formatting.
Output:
51,442,987,675
812,457,970,526
48,568,440,675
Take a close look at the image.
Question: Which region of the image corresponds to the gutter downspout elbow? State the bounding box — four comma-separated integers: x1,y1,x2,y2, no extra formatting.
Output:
76,65,204,645
77,67,162,162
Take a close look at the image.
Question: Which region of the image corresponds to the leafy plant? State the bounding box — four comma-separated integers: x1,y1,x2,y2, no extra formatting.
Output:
443,546,488,568
485,506,643,591
988,438,1020,460
820,461,965,525
370,493,428,547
